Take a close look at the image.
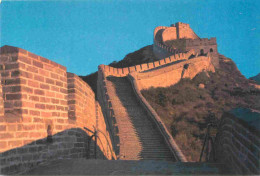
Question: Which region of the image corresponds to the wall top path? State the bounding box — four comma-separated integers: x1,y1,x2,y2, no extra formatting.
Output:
0,45,66,71
136,55,212,80
99,49,196,78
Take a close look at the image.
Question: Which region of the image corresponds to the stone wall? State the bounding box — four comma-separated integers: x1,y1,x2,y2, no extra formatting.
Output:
97,51,216,161
154,22,199,44
175,22,199,39
154,26,167,43
100,50,195,78
98,51,215,91
127,72,187,162
162,27,178,42
0,83,4,116
97,68,120,156
185,38,219,67
67,72,115,159
153,40,181,60
135,55,215,90
95,102,115,159
153,22,219,67
0,46,114,174
215,110,259,174
67,73,95,126
97,64,187,162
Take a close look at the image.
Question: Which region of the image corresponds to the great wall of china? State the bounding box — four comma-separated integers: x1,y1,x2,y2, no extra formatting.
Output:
0,22,259,175
0,46,115,174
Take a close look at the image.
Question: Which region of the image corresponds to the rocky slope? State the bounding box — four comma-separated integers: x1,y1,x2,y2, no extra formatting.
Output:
141,54,260,161
109,45,157,68
250,73,260,85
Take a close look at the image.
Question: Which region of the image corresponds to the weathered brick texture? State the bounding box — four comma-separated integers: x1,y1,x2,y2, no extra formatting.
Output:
135,55,215,90
67,72,115,159
98,51,214,91
0,46,114,174
215,112,260,174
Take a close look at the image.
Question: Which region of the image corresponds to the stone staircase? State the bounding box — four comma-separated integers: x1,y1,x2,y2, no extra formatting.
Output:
106,76,175,161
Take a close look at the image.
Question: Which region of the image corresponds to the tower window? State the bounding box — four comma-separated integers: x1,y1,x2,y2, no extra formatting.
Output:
210,48,213,52
200,49,204,55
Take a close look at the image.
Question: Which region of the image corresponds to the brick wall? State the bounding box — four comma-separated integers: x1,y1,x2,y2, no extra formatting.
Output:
67,72,115,159
97,61,187,162
185,38,219,67
95,102,116,159
153,23,199,43
153,23,219,67
67,73,95,126
97,68,120,156
175,22,199,39
0,46,114,174
136,55,215,90
0,82,4,116
97,51,214,91
162,27,177,42
0,45,69,151
99,50,195,78
215,111,260,174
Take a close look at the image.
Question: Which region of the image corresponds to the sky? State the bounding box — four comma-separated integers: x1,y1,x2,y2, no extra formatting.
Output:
0,0,259,78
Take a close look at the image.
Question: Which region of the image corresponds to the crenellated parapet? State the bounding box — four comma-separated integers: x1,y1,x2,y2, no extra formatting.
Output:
99,49,196,77
134,54,215,90
97,66,120,156
153,22,219,67
97,50,216,162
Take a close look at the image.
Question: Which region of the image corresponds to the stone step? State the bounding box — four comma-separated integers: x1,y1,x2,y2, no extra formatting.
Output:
106,76,175,161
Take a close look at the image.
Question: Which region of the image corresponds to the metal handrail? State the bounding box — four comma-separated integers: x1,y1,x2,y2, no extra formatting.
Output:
199,123,217,162
84,127,117,160
96,129,117,160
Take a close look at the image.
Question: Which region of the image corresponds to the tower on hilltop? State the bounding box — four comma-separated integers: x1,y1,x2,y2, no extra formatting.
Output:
153,22,219,67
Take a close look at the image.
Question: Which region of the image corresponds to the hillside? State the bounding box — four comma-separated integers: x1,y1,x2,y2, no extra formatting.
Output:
80,46,260,161
80,45,157,95
109,45,157,68
141,54,260,161
250,73,260,85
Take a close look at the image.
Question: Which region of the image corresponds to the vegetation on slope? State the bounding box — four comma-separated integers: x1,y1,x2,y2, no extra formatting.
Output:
109,45,157,68
80,44,259,161
141,55,260,161
80,45,157,95
250,73,260,85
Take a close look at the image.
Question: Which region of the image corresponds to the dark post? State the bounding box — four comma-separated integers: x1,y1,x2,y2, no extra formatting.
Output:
94,131,97,159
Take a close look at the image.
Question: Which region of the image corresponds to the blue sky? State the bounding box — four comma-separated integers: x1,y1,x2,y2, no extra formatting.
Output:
1,0,259,78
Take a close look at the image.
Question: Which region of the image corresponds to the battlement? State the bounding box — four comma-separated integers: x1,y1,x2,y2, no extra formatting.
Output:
153,22,219,67
175,22,190,28
186,37,217,46
99,49,196,77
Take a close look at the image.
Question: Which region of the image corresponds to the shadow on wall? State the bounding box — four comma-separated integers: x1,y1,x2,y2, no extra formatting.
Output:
0,128,106,175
